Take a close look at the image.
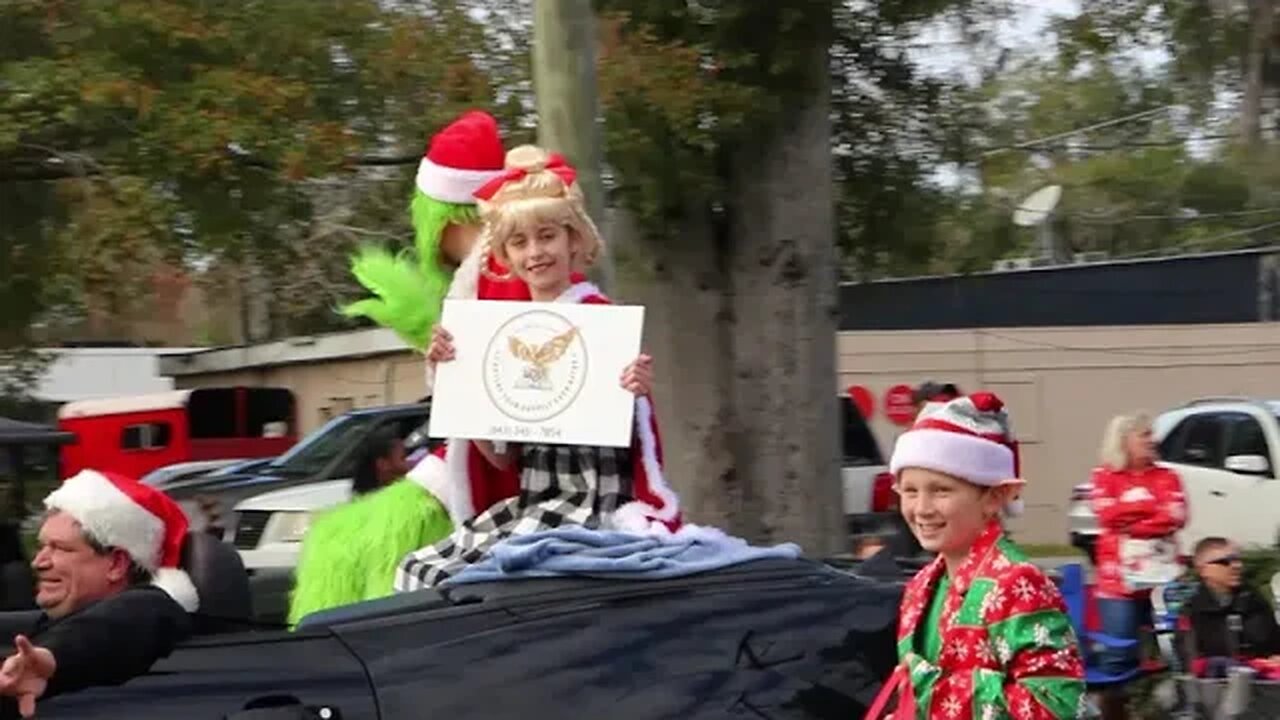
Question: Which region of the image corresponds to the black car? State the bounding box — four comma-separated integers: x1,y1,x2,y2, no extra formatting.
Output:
25,555,902,720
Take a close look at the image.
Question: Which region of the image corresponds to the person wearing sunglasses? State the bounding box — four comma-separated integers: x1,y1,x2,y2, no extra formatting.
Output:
1182,537,1280,679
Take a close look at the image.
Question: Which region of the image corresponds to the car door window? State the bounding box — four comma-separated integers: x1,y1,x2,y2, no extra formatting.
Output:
1222,412,1273,471
1165,415,1226,468
840,398,883,466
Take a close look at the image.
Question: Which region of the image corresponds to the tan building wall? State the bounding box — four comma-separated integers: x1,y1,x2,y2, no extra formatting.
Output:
166,321,1280,544
839,322,1280,544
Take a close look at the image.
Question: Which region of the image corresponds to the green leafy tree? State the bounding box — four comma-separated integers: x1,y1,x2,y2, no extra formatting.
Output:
593,0,997,550
0,0,528,347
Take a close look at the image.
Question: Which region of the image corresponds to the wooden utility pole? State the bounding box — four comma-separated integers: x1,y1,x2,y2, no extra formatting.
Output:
1241,0,1275,148
531,0,612,289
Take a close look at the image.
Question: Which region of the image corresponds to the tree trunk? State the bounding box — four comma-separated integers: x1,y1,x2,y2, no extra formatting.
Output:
613,206,745,537
531,0,613,291
724,38,843,556
1242,0,1274,147
620,18,842,556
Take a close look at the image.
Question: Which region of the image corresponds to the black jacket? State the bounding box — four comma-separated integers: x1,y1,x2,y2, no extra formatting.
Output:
1185,583,1280,660
0,586,190,717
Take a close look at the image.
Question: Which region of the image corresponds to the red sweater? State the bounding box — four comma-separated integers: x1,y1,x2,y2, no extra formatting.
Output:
1089,464,1187,599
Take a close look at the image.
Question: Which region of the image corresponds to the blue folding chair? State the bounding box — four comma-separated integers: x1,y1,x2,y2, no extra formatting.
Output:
1058,562,1143,687
1150,578,1202,717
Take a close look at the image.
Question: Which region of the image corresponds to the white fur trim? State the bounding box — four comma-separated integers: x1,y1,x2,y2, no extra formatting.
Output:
442,439,476,522
406,451,467,524
889,428,1017,486
446,239,485,301
555,281,603,304
404,440,475,525
152,567,200,612
423,359,437,396
425,242,488,396
416,157,503,204
611,397,680,534
45,470,165,571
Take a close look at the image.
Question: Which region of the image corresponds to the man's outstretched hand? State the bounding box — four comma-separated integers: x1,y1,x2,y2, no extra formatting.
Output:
0,635,56,717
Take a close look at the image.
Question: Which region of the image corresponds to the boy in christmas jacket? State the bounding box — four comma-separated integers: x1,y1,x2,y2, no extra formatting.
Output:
868,394,1088,719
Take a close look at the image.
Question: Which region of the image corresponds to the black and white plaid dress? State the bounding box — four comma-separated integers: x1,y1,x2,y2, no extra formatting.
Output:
395,443,633,591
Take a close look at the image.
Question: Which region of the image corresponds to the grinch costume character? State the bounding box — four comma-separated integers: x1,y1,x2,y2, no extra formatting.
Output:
287,111,519,622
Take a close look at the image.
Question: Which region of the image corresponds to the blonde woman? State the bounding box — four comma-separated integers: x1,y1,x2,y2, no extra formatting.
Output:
1089,413,1186,695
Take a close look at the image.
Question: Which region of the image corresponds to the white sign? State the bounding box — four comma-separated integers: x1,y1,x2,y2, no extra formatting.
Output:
428,299,645,448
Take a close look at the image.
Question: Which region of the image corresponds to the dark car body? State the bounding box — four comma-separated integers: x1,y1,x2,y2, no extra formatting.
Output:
27,558,901,720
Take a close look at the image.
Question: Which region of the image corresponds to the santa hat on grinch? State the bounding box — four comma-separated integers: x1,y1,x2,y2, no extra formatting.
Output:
414,109,513,307
44,469,199,611
415,110,506,204
890,392,1025,516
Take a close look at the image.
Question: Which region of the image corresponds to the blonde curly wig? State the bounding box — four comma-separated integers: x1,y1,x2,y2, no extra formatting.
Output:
477,145,605,280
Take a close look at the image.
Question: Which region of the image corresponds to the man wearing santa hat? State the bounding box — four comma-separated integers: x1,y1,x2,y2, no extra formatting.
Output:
0,470,195,717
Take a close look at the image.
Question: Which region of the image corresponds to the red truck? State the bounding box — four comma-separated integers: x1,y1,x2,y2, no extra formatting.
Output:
57,386,297,480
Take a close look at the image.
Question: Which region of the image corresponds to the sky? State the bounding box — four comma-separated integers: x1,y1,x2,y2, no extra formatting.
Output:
911,0,1170,83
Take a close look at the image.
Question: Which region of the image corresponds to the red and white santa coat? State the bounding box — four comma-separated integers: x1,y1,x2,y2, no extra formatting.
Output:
411,253,682,535
1089,464,1187,599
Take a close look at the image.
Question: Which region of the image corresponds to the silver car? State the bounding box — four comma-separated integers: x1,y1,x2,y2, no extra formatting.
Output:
1067,481,1098,563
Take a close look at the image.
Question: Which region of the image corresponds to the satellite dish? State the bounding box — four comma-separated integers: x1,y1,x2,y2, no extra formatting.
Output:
1012,184,1062,227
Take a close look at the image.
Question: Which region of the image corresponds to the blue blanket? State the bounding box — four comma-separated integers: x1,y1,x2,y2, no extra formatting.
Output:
443,525,802,586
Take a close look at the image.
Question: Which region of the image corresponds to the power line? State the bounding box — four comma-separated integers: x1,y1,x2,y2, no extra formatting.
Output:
982,133,1237,153
980,105,1176,157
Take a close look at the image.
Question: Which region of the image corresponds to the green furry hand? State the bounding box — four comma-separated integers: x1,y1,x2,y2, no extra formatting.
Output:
340,246,449,350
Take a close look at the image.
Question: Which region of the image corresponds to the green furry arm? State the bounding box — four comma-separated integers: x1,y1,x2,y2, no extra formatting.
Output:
340,246,446,350
287,480,454,628
340,192,480,349
358,480,453,602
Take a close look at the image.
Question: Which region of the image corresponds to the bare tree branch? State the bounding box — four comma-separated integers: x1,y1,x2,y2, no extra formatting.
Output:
2,146,420,184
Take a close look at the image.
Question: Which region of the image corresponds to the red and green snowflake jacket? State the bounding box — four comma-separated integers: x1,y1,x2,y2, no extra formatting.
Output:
893,522,1088,719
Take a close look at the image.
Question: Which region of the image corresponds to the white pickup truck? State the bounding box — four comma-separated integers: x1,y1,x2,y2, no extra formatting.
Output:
232,395,914,575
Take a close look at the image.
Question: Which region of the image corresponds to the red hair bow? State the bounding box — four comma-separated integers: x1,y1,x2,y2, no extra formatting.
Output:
473,152,577,201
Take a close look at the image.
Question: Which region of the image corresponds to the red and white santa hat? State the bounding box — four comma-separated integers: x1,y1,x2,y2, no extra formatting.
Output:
889,392,1025,516
415,110,506,204
44,469,199,611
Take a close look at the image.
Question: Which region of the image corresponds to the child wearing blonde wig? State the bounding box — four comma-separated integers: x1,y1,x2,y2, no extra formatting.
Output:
395,146,683,591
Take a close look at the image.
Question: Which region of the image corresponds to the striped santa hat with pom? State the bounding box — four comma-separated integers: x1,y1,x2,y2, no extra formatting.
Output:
890,392,1025,516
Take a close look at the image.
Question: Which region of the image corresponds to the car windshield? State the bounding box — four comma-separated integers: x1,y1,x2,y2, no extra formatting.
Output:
206,457,272,478
840,398,884,466
267,414,375,477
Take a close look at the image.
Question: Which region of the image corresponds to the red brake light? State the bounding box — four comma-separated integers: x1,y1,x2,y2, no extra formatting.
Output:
871,471,897,513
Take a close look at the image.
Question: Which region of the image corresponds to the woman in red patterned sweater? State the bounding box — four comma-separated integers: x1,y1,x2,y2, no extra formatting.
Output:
1089,412,1187,717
